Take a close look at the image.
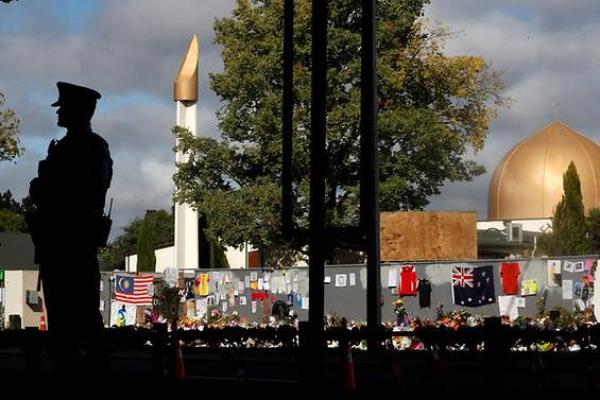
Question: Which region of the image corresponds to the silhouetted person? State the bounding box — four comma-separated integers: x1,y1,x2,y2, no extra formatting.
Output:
27,82,112,378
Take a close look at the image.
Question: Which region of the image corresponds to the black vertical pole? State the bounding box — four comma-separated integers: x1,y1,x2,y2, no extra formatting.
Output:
309,0,327,354
152,322,168,378
282,0,294,232
360,0,381,351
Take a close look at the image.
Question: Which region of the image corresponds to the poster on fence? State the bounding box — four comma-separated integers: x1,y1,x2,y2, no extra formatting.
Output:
562,280,573,300
110,302,136,327
194,273,209,296
195,298,207,317
335,274,347,288
547,260,561,287
520,279,538,296
498,295,519,321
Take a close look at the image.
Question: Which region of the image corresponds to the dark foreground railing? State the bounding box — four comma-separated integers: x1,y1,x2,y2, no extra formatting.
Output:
0,321,599,388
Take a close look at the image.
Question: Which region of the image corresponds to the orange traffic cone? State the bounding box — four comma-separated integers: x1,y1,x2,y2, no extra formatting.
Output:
39,307,47,331
344,345,356,390
174,339,186,380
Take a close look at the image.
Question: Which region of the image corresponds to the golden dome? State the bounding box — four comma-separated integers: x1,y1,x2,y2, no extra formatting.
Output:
488,121,600,219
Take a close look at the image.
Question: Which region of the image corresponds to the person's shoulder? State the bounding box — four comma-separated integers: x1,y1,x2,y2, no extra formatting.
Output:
50,135,73,157
90,132,109,148
89,132,111,156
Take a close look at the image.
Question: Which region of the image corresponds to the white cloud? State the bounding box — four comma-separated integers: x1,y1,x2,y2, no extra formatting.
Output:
427,0,600,32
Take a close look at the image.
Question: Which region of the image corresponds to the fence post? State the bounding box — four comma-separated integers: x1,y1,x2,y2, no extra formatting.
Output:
298,321,312,385
484,316,506,355
484,317,507,386
152,322,168,378
24,327,41,376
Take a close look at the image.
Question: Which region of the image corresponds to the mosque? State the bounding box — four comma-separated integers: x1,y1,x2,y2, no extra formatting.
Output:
478,120,600,257
489,120,600,220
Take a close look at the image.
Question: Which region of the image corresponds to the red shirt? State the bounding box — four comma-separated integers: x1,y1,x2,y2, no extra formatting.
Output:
500,262,520,295
399,265,417,296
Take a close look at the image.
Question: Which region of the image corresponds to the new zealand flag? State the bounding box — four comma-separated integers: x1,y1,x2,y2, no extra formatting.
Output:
452,265,495,307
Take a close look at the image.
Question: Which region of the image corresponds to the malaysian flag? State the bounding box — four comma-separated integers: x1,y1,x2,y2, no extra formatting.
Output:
115,274,154,305
452,265,495,307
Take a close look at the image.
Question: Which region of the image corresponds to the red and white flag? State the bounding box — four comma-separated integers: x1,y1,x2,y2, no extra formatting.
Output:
115,274,154,305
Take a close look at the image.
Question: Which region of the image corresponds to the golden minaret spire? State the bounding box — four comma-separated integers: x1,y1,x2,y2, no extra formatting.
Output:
173,35,199,102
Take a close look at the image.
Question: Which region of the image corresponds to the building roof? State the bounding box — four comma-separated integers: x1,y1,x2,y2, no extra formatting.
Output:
0,233,37,270
488,121,600,219
477,228,536,259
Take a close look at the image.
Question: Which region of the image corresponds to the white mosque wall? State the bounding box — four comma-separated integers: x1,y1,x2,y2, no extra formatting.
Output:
477,218,551,233
225,245,247,269
125,246,175,273
125,244,252,271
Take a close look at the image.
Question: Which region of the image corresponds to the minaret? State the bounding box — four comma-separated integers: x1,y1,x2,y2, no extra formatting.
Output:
173,35,199,269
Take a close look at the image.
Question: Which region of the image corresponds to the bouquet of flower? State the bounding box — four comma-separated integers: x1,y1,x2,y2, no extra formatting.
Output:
393,299,408,326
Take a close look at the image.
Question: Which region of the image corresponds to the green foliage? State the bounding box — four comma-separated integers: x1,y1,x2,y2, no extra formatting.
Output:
198,214,230,269
325,312,348,328
587,207,600,253
0,209,26,232
173,0,509,262
136,213,156,272
0,190,21,213
154,281,181,324
536,294,546,318
0,190,30,232
546,306,582,330
0,93,21,162
99,209,174,270
202,308,241,326
99,207,230,270
538,162,591,256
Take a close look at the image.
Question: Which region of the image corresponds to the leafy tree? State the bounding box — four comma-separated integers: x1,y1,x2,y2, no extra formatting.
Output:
539,162,591,256
0,209,27,232
173,0,509,263
136,213,156,272
199,214,230,269
154,281,181,326
0,2,22,163
0,190,22,213
0,190,30,232
98,208,229,270
99,209,174,270
587,207,600,253
0,93,21,162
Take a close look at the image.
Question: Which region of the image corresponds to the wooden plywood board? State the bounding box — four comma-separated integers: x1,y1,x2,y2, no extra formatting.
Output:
380,211,477,261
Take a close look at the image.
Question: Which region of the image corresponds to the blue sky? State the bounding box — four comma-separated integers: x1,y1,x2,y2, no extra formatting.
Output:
45,0,101,32
1,0,101,34
3,0,600,240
